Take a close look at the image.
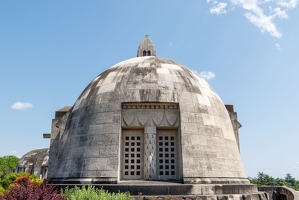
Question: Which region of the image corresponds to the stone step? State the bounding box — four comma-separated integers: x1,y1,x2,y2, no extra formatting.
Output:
131,192,269,200
54,183,260,196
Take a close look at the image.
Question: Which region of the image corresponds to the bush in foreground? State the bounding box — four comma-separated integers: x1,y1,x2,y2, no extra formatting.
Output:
62,186,189,200
62,185,133,200
0,186,5,197
0,177,65,200
0,172,43,190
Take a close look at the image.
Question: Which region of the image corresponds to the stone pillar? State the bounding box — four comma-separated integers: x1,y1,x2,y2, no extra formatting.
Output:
144,126,156,180
44,168,48,179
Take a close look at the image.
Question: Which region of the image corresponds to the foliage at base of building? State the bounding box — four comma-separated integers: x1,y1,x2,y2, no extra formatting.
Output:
0,172,43,197
0,177,65,200
62,186,133,200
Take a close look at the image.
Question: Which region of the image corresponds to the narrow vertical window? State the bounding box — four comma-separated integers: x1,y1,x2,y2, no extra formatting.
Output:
147,50,151,56
143,50,146,56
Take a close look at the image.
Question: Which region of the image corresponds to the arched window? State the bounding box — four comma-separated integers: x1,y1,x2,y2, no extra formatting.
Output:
143,50,146,56
147,50,151,56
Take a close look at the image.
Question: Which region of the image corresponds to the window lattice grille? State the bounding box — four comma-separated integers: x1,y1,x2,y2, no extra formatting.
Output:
122,131,143,179
157,130,178,180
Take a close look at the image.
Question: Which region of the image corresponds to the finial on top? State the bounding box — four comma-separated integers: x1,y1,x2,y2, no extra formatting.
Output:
137,35,156,57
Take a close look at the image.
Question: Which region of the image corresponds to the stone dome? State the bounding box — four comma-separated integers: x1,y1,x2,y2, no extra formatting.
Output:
49,54,247,184
16,148,49,179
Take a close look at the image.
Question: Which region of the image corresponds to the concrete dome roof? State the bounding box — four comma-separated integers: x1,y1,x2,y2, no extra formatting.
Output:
17,148,49,175
73,56,222,112
18,148,49,168
49,55,247,184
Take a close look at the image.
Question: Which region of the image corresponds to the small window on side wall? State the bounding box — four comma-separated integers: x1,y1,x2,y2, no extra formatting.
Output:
147,50,151,56
143,50,146,56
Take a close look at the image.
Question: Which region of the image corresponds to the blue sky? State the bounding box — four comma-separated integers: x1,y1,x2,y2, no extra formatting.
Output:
0,1,298,179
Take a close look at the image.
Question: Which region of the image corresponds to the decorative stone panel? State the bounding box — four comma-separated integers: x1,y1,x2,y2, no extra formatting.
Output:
121,103,179,128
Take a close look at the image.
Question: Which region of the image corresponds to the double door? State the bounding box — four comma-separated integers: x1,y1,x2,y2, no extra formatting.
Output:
122,129,178,180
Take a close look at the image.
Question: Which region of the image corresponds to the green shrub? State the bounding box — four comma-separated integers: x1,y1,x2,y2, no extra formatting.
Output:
62,185,133,200
0,178,11,190
6,172,38,182
1,172,43,190
0,185,5,197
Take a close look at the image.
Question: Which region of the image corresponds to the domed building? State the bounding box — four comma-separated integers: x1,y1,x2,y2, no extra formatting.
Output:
16,148,49,179
47,36,265,197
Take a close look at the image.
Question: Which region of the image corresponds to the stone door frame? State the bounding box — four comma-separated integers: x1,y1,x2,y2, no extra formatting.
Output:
120,102,182,181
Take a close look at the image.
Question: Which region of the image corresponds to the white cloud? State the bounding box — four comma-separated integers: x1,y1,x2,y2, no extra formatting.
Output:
11,102,33,110
270,7,288,19
207,0,298,38
244,12,282,37
263,0,272,3
210,2,228,15
275,43,281,50
278,0,298,9
199,71,216,80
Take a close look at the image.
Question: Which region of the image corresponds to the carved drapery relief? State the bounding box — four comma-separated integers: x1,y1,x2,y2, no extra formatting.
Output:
122,103,179,127
137,110,150,125
165,110,178,126
122,110,135,125
152,110,164,126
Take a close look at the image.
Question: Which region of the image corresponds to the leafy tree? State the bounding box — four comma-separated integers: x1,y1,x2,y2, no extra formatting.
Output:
248,172,299,191
256,172,275,186
285,173,296,187
274,178,289,186
0,156,19,180
295,180,299,191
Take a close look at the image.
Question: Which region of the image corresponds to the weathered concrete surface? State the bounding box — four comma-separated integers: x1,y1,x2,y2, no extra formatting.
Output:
225,105,242,152
48,56,247,184
47,106,72,178
258,186,299,200
137,35,156,57
16,148,49,179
